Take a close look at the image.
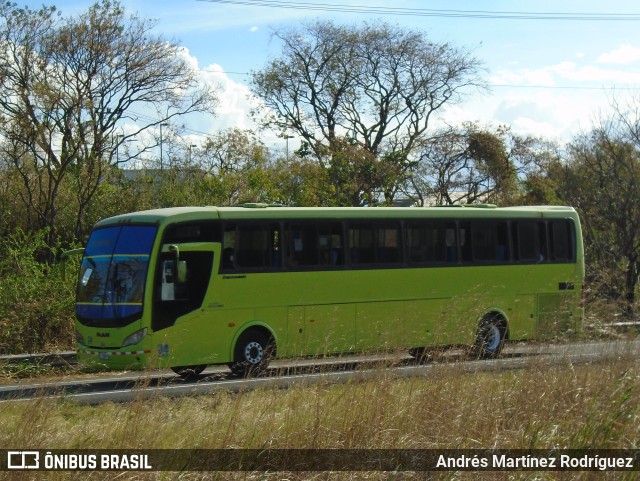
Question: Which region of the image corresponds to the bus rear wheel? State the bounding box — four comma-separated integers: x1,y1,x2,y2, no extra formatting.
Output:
471,315,506,360
171,365,206,378
229,329,274,377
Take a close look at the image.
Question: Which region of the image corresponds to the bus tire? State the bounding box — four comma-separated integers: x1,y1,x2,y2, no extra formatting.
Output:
471,315,506,360
229,329,274,377
171,365,206,378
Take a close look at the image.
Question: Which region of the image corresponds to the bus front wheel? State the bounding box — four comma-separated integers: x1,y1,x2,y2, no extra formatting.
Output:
471,315,506,360
229,329,274,377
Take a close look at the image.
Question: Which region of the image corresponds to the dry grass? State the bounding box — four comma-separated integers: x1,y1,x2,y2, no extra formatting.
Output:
0,351,638,481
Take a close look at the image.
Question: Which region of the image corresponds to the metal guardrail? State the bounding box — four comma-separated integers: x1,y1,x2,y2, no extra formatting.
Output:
0,351,77,367
2,339,640,405
608,321,640,331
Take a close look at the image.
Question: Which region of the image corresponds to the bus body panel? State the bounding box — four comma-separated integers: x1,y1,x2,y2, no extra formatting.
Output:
74,205,585,371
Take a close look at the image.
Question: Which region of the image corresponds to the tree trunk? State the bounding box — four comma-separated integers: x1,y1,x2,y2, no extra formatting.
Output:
624,256,639,318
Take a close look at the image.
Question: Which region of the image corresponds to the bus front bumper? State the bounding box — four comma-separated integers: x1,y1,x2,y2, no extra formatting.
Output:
76,345,152,371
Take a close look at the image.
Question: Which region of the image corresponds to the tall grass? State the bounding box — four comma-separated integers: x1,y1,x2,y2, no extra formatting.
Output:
0,229,78,354
0,353,638,480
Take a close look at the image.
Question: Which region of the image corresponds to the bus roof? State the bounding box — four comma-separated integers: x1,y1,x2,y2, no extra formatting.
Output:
95,204,579,228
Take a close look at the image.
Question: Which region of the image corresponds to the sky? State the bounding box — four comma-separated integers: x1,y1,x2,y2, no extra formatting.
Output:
21,0,640,154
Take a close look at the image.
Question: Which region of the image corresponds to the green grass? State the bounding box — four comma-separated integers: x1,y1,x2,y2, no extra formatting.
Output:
0,354,638,480
0,361,74,380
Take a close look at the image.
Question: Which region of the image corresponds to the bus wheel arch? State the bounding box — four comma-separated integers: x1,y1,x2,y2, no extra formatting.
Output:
471,311,508,360
229,326,276,377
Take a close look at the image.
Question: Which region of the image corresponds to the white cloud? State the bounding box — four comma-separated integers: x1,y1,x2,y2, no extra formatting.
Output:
491,68,555,87
493,60,640,87
250,26,259,33
441,84,611,143
597,44,640,65
176,50,286,149
551,63,640,84
492,87,619,141
202,64,259,131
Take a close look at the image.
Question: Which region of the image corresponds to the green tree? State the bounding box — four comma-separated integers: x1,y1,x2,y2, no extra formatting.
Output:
564,112,640,313
404,124,522,206
251,20,484,205
194,128,275,206
0,0,217,246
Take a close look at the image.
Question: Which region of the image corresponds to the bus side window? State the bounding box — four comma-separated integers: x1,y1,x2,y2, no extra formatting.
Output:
349,222,400,266
406,222,447,264
497,222,509,261
222,248,235,269
514,221,536,261
225,223,280,271
551,220,573,262
284,222,343,269
469,221,509,263
318,223,344,266
223,225,236,270
349,224,375,265
470,222,495,262
445,223,458,263
406,223,425,264
459,222,472,262
236,224,268,268
270,226,281,268
514,221,547,262
286,224,317,267
163,221,221,243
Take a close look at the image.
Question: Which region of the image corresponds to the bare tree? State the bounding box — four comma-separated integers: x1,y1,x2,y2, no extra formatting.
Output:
404,124,520,206
251,20,484,205
564,100,640,313
0,0,217,244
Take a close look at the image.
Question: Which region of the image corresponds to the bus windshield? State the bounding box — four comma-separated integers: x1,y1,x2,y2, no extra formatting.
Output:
76,225,157,327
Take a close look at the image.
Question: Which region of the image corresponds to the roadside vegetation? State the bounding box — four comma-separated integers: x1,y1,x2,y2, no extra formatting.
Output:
0,354,638,480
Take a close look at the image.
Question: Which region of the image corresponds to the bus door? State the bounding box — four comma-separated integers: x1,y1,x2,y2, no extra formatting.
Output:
151,243,219,362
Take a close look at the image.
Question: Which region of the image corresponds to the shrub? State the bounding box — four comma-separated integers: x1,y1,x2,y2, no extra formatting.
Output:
0,229,78,354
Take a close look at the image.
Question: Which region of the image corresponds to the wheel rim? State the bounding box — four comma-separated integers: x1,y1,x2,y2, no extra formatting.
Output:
244,341,264,364
484,324,501,352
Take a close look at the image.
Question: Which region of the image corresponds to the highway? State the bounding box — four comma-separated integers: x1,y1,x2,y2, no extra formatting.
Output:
1,340,639,405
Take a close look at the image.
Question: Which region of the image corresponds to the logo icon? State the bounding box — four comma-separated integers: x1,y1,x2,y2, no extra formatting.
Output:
7,451,40,470
157,343,169,357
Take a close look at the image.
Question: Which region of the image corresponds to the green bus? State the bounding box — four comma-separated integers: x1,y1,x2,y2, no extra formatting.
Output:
74,204,585,376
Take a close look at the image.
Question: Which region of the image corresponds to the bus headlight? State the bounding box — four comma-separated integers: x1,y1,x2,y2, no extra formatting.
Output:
76,331,85,345
123,328,147,347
